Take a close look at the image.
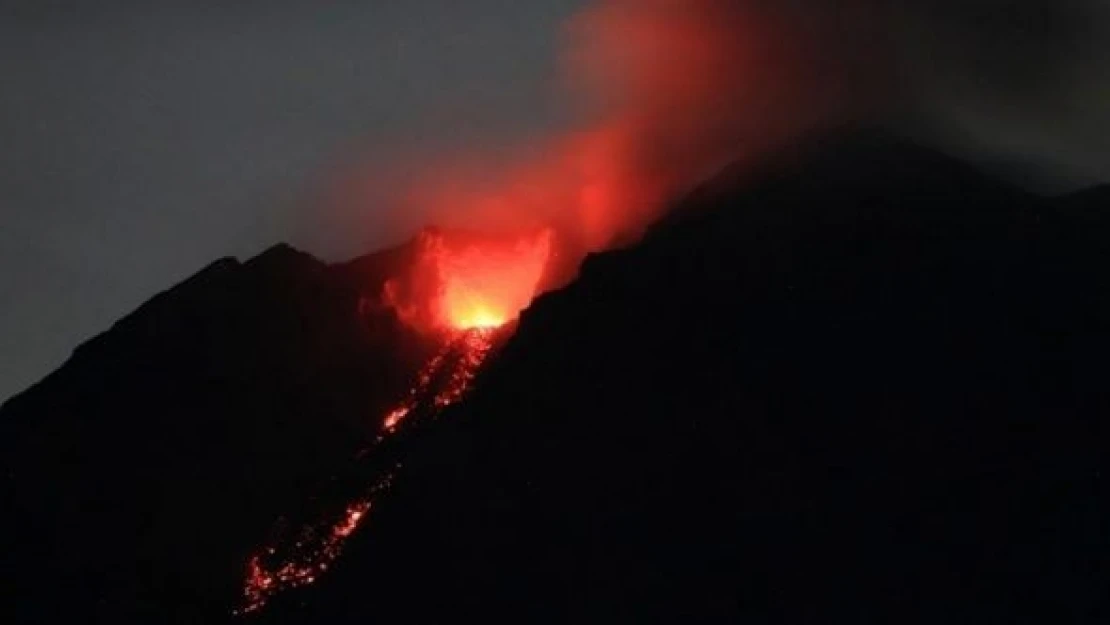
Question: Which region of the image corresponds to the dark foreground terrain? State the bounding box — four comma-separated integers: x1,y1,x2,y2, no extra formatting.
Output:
3,130,1107,623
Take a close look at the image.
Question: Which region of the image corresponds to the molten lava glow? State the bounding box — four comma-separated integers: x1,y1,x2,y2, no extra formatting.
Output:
382,406,410,432
236,328,499,616
386,229,553,332
380,327,496,433
236,480,389,616
432,328,496,408
452,307,504,330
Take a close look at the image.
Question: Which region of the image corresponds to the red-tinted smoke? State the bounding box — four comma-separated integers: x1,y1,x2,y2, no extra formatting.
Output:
354,1,876,332
397,1,863,255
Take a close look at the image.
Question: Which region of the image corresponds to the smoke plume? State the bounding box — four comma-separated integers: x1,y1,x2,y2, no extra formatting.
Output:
357,0,1109,270
379,1,871,264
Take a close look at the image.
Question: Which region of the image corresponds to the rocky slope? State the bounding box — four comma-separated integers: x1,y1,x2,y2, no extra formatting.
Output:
3,130,1107,624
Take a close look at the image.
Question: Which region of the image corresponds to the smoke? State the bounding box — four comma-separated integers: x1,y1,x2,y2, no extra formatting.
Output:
888,0,1110,187
347,0,1109,271
369,0,869,265
554,0,872,248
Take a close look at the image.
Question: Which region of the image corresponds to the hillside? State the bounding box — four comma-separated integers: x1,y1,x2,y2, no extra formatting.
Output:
2,131,1107,624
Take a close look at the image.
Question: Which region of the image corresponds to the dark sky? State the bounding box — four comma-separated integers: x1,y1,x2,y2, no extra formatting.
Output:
2,0,1108,401
0,0,585,400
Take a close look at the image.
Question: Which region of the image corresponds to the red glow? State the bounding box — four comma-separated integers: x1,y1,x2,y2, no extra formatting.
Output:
237,1,852,614
380,327,497,433
435,233,549,329
350,0,826,265
385,229,553,333
236,329,499,616
432,328,496,408
236,490,385,616
382,406,410,432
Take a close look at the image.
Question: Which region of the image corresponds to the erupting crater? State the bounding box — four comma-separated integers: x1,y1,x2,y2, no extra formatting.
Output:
235,227,555,616
385,227,555,332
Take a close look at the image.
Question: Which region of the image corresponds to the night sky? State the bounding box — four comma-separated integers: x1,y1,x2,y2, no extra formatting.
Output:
2,0,1108,401
0,0,584,400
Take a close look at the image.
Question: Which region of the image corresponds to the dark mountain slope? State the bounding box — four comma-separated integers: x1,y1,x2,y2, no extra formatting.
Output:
0,241,434,623
2,131,1106,624
1056,184,1110,216
1052,185,1110,256
262,133,1108,624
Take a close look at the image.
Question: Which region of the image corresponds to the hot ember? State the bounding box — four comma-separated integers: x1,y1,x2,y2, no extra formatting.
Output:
235,475,393,616
236,328,502,615
380,327,497,434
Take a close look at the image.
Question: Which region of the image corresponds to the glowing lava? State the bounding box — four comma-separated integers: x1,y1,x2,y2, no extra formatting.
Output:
386,228,554,333
236,328,500,616
380,327,497,434
432,328,496,407
236,476,393,615
236,227,543,616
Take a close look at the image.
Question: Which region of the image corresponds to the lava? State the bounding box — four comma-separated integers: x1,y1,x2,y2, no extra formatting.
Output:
432,328,496,408
342,0,833,266
236,328,500,616
237,226,541,616
385,228,554,333
236,475,393,616
380,327,498,433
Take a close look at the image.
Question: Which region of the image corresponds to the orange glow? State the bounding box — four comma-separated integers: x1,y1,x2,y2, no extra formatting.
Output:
236,488,386,616
385,229,553,333
436,233,551,329
237,0,860,614
237,329,499,616
379,327,496,433
382,406,410,432
432,328,496,408
348,0,828,266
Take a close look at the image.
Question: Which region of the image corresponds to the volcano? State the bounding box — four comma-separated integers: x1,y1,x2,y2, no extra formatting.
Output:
2,130,1107,624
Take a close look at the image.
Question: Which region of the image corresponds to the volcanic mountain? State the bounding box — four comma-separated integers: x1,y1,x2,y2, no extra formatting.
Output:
2,130,1107,624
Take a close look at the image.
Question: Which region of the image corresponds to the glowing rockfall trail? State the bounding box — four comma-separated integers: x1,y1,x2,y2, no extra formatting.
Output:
235,227,550,616
236,477,392,615
235,327,499,616
382,327,498,434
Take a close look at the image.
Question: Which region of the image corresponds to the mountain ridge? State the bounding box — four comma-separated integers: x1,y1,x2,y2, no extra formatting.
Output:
3,130,1107,624
252,130,1106,623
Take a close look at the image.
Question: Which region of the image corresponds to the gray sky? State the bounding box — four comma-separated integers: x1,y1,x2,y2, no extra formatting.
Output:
2,0,1108,402
0,1,585,400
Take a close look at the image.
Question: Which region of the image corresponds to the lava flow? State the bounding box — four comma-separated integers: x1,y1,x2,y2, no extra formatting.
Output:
381,327,497,434
235,229,551,616
236,329,500,616
236,475,394,615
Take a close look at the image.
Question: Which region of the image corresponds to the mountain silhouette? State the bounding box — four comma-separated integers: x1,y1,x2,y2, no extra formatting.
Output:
0,239,436,622
2,130,1107,624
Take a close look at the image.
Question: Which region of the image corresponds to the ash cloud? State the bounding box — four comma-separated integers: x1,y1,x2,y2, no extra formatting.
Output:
889,0,1110,187
372,0,1109,263
378,1,857,256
